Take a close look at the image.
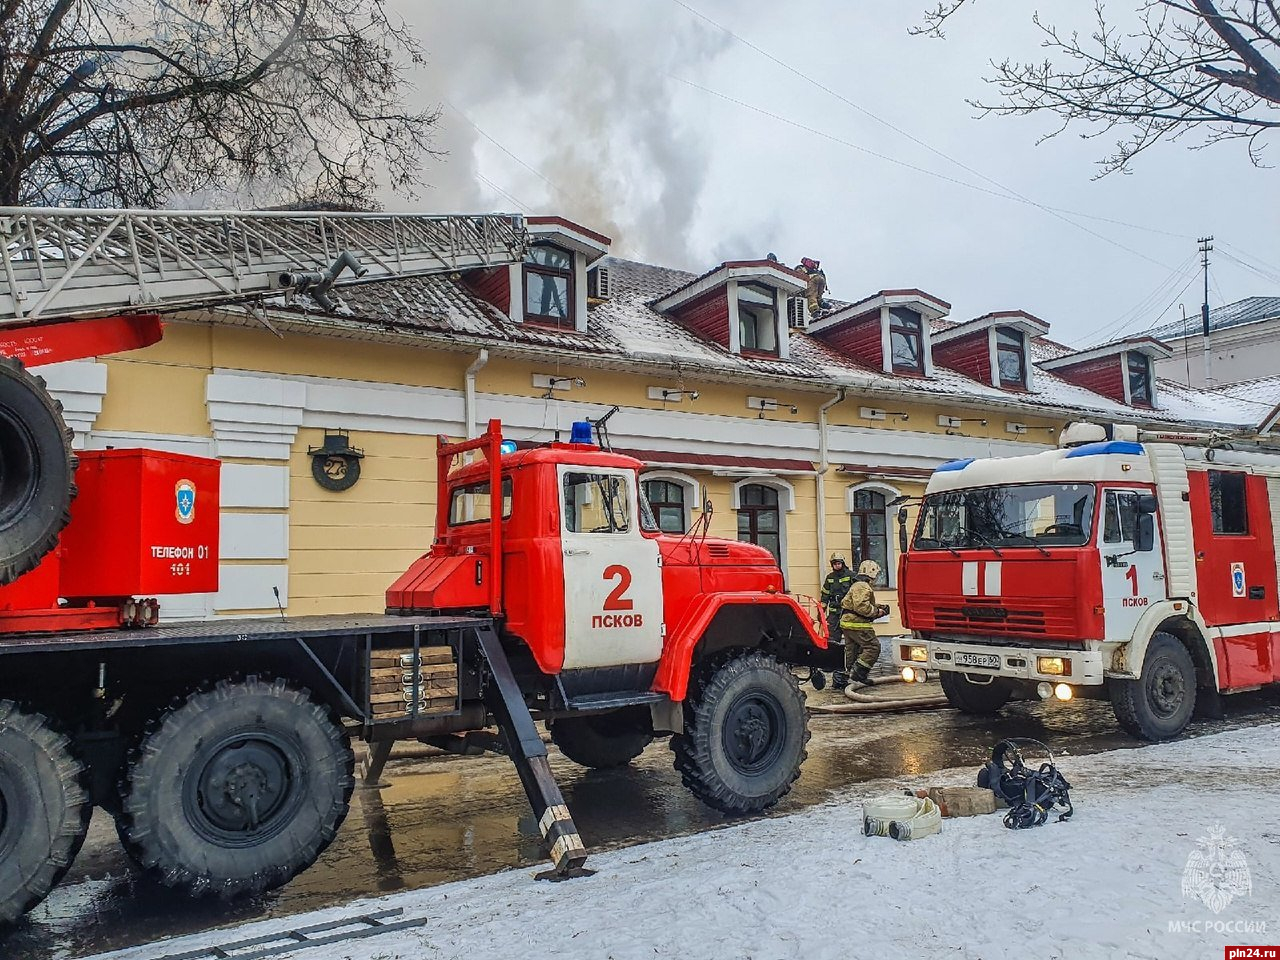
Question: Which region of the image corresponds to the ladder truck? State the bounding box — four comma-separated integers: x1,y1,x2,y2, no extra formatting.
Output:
893,421,1280,741
0,207,829,924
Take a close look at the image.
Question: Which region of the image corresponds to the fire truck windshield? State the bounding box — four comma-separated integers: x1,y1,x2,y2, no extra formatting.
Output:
914,482,1096,551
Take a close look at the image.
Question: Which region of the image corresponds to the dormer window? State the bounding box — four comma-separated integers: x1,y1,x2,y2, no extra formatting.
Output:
996,326,1026,387
1039,335,1172,407
1127,352,1153,406
889,307,924,374
809,289,948,376
653,260,804,359
523,243,574,327
738,282,779,355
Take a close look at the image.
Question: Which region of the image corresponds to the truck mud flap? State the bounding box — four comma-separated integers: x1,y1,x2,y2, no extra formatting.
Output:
473,622,593,880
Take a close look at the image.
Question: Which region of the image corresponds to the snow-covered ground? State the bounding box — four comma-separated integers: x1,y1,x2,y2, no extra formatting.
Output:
89,725,1280,960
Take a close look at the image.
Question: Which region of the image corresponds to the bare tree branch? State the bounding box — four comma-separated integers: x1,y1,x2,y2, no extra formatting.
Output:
0,0,440,206
913,0,1280,173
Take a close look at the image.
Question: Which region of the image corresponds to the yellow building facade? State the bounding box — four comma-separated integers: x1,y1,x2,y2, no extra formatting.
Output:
39,216,1241,634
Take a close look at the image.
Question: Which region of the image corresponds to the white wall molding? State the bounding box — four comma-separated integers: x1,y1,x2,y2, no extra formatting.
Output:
40,359,108,448
206,373,305,459
221,513,288,560
84,431,213,457
215,563,288,612
203,369,1052,474
222,463,289,509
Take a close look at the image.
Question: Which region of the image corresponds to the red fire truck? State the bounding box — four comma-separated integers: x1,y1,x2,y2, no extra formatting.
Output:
0,208,828,925
894,421,1280,741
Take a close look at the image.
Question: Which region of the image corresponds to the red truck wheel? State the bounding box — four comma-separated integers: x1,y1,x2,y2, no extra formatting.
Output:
0,701,90,925
672,651,809,815
0,357,77,584
117,677,354,897
549,709,654,769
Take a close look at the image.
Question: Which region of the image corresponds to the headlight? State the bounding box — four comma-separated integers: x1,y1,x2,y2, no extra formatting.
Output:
901,644,929,663
901,666,917,683
1036,656,1070,676
1053,683,1074,702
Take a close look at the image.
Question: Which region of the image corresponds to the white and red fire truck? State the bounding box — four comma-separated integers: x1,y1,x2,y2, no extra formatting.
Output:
0,208,830,925
895,421,1280,740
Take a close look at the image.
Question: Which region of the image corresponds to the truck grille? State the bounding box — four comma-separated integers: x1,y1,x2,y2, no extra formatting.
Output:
932,599,1047,635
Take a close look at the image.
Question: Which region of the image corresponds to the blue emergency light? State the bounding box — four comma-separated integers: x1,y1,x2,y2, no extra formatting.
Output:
570,421,594,445
499,439,518,455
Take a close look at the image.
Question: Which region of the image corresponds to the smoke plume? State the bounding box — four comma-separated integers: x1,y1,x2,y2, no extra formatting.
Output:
385,1,738,268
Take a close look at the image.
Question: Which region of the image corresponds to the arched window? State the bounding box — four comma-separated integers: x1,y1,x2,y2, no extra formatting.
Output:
850,489,889,585
642,478,687,533
737,483,782,563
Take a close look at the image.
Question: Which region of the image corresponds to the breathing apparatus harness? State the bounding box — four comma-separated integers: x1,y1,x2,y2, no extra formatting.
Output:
976,738,1074,829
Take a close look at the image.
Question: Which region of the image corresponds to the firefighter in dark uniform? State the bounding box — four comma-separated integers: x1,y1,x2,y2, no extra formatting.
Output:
820,552,854,686
840,559,890,688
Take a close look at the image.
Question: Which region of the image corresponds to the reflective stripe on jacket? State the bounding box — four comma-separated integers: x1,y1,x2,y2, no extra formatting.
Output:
839,575,878,628
821,571,853,609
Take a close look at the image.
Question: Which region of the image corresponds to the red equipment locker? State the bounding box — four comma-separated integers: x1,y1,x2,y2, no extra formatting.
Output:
59,449,220,598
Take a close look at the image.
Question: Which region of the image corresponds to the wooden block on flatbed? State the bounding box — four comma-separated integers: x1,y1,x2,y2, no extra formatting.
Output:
370,646,454,666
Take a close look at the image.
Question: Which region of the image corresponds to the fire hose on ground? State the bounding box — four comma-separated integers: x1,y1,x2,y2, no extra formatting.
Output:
862,794,943,841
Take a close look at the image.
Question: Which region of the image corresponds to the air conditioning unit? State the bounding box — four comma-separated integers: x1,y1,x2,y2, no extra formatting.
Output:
588,266,611,299
787,296,807,328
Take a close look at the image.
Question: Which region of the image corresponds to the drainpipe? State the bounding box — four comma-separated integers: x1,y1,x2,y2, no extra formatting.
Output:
815,388,847,574
464,349,489,439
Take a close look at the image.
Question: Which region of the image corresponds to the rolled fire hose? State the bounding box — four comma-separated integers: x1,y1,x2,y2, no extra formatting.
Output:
862,794,942,842
843,675,950,709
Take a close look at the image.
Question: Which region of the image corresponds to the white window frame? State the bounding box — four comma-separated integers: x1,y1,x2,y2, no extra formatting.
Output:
731,476,795,579
640,470,701,533
846,481,901,588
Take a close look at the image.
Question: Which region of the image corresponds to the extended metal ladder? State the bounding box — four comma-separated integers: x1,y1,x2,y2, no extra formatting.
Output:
0,206,526,323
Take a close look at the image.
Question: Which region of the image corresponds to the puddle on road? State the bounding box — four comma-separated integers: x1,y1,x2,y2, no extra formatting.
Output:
6,691,1277,959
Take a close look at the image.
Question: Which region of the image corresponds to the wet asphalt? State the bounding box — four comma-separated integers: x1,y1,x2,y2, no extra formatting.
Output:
7,686,1280,960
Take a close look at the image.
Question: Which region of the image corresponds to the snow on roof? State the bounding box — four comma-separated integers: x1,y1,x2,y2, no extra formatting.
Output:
1148,295,1280,341
248,254,1260,431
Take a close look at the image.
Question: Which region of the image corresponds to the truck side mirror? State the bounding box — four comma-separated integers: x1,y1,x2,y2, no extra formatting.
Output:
1136,494,1158,515
897,507,909,554
1134,513,1155,552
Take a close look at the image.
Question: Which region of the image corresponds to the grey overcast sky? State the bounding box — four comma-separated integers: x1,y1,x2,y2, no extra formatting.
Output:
381,0,1279,348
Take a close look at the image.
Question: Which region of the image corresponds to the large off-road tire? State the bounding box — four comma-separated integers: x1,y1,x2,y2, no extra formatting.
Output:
0,356,77,584
548,708,654,769
117,677,354,898
1110,632,1197,741
0,701,91,925
672,651,809,815
940,671,1011,715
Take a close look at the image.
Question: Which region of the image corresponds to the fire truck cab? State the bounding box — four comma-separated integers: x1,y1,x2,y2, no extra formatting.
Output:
896,422,1280,740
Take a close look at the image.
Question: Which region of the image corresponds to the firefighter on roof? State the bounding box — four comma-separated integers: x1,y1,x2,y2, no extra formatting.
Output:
795,257,828,316
821,553,854,684
840,559,890,688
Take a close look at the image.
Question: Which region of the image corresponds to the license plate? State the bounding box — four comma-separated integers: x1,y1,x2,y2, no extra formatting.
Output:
954,652,1001,669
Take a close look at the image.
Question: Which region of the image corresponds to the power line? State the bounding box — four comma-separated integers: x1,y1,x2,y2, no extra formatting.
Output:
670,0,1185,267
476,172,531,212
1077,252,1198,346
1139,271,1204,336
673,76,1176,271
444,102,643,260
1217,246,1280,286
1219,241,1280,281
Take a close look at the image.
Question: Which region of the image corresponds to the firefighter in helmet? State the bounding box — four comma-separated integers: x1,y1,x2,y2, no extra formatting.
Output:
820,552,854,685
795,257,828,317
839,559,891,687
